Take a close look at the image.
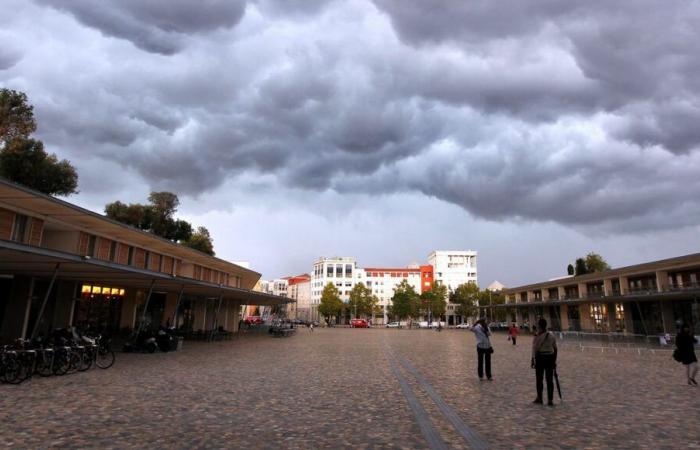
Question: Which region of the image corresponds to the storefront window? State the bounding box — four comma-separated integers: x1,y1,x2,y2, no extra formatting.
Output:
74,283,125,335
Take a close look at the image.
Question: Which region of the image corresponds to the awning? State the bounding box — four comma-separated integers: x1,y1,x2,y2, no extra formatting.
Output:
0,239,290,306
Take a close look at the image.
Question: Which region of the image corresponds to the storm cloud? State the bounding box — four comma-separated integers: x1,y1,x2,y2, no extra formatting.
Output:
3,0,700,235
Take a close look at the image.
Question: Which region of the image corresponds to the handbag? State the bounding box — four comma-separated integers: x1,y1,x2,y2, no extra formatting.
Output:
507,335,511,341
672,349,682,362
488,347,494,354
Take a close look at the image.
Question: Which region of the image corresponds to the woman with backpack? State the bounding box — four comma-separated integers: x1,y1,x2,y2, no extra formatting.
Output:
675,324,697,386
472,318,493,380
532,318,557,406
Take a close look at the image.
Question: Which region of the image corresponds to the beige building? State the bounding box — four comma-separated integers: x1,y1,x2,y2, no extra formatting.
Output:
495,253,700,335
0,178,289,342
287,274,311,321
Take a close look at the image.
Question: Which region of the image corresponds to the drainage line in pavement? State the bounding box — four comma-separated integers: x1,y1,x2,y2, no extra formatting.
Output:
397,356,489,450
385,350,448,450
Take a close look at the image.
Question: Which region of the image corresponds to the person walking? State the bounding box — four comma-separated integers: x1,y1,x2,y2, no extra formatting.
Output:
309,322,314,332
508,323,519,346
675,324,697,386
532,318,557,406
472,319,493,381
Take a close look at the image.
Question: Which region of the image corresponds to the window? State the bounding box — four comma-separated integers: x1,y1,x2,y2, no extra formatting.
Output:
345,282,351,287
144,251,151,269
327,265,333,277
11,214,28,243
87,235,97,257
127,246,134,265
336,264,343,277
109,241,118,262
345,264,353,277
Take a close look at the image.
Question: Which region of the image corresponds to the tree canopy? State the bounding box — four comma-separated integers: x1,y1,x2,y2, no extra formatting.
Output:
318,283,343,325
347,282,379,319
388,280,420,324
0,88,78,196
420,282,447,319
105,192,214,255
450,282,480,319
569,252,610,276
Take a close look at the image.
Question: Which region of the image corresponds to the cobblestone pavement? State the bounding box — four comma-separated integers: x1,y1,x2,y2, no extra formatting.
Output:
2,328,699,449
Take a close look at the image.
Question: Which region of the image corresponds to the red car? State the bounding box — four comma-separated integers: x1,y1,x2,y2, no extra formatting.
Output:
244,316,264,325
350,319,370,328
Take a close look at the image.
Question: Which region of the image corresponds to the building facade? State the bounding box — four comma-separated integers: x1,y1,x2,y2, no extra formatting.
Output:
287,274,312,321
309,251,478,325
0,178,288,343
497,253,700,335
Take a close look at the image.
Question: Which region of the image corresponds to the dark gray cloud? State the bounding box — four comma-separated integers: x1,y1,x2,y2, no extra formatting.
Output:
37,0,248,54
4,0,700,235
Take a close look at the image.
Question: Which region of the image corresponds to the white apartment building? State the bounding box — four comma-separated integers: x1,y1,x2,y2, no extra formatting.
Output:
429,250,478,325
309,251,478,325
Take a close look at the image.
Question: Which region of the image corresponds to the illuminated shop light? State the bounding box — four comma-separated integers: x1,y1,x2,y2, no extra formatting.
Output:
80,284,126,298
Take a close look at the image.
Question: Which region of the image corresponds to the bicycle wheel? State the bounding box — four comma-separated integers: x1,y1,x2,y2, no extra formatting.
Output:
67,349,82,373
2,356,24,384
77,348,93,372
52,350,70,376
96,348,115,369
35,351,54,377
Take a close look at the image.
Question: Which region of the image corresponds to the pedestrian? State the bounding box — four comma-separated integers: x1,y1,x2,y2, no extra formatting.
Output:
531,318,557,406
508,322,519,346
472,318,493,381
309,322,314,333
675,324,697,386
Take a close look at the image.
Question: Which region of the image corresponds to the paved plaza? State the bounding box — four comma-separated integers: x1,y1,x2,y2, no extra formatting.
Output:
2,328,699,449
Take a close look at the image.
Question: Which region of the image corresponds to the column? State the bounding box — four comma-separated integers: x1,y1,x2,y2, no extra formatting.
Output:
527,308,536,330
623,303,634,334
227,301,240,332
541,289,550,301
607,303,618,332
603,278,613,297
515,308,524,325
578,283,588,299
655,270,669,293
162,292,179,327
558,286,566,300
0,276,34,341
619,276,629,295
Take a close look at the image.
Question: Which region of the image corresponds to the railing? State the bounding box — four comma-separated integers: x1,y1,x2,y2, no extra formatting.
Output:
554,330,700,349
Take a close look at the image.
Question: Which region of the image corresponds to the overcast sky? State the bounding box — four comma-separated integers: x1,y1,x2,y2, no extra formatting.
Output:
2,0,700,286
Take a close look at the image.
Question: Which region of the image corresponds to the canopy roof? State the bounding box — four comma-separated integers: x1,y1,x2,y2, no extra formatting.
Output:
0,239,290,305
0,178,260,289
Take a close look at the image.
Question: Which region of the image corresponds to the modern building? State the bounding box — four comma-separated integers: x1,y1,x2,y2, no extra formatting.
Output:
309,251,477,325
0,178,289,343
287,274,311,321
495,253,700,335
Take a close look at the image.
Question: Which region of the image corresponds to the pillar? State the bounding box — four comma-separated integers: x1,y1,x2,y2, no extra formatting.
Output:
193,299,207,331
623,303,634,334
541,289,550,301
607,303,618,332
527,308,536,329
655,270,669,293
226,301,240,332
0,276,34,340
163,292,179,327
578,283,588,299
603,278,613,297
558,286,566,300
515,308,524,325
52,281,76,329
619,276,629,295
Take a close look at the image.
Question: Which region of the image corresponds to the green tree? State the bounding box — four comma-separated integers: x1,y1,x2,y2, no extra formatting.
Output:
148,191,179,237
348,282,379,319
574,258,588,276
421,283,447,320
0,89,36,144
0,137,78,196
450,282,480,320
584,252,610,273
567,264,574,276
388,280,420,326
0,89,79,196
183,226,214,255
318,283,343,325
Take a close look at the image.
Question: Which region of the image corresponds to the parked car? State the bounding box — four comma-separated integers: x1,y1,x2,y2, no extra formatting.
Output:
244,316,264,325
418,321,430,328
350,318,370,328
455,323,471,329
385,322,401,328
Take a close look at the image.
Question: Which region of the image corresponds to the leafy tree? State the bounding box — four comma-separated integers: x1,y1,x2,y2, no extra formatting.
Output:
148,191,179,237
584,252,610,273
574,258,588,276
348,282,379,319
389,280,420,326
0,89,79,196
567,264,574,276
450,282,480,320
0,89,36,144
0,137,78,196
421,283,447,320
184,226,215,255
318,283,343,325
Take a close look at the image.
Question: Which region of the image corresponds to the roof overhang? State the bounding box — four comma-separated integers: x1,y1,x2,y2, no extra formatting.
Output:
0,239,290,306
